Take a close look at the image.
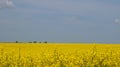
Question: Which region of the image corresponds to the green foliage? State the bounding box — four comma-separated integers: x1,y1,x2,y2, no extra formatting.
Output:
16,41,18,43
44,41,47,43
33,41,37,43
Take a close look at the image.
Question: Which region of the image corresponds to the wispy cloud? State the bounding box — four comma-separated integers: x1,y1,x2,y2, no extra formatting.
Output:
115,18,120,24
64,16,81,24
0,0,14,9
17,0,120,18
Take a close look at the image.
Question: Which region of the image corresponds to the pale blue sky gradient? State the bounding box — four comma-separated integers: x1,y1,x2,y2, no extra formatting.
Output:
0,0,120,43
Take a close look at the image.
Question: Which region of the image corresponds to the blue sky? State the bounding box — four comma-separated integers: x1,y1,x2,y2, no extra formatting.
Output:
0,0,120,43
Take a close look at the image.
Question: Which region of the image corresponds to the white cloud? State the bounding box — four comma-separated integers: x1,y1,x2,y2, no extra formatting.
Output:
0,0,14,8
115,18,120,24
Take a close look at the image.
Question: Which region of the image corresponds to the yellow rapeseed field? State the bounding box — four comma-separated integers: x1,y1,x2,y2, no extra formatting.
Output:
0,43,120,67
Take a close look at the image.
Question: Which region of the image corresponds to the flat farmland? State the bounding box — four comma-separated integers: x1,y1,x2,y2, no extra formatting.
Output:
0,43,120,67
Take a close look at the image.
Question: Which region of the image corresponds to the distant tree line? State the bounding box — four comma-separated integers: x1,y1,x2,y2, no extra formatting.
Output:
15,41,47,43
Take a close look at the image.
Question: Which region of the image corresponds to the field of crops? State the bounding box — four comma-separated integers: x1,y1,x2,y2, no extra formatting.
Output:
0,43,120,67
